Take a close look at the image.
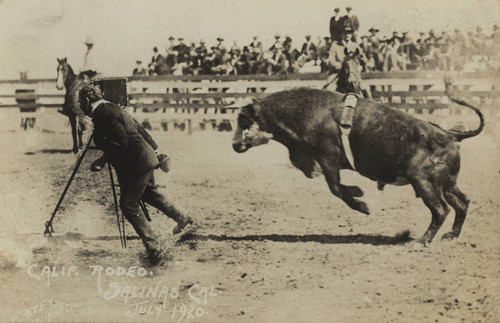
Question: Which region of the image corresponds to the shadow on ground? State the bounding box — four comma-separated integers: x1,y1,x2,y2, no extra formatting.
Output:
178,230,412,246
25,149,74,155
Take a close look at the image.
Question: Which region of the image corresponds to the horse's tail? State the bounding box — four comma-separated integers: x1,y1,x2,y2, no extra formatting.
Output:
448,97,485,142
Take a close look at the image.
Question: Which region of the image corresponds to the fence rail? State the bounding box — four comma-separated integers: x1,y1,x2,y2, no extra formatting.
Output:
1,71,498,133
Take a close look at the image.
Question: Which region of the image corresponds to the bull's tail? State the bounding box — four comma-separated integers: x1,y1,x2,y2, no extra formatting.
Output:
448,97,485,142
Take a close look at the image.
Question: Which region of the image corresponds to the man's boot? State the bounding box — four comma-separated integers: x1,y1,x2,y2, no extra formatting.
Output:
173,214,194,234
91,154,107,172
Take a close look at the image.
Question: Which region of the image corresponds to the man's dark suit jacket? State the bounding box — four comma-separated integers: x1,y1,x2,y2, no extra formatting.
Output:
92,102,159,179
330,16,343,42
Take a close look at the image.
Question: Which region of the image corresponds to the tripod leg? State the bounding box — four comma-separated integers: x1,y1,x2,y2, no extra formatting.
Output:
122,205,127,248
44,134,93,236
108,163,125,248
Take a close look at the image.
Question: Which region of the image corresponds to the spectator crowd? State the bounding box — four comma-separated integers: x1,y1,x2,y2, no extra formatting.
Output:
133,6,500,77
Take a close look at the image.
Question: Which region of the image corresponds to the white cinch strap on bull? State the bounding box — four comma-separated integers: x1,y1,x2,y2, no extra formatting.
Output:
340,93,358,170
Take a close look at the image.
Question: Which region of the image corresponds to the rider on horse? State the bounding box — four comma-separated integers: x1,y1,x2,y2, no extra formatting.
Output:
324,23,372,99
80,36,102,82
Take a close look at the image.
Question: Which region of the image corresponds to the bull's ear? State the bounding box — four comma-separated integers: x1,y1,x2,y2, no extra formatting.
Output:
241,103,256,118
63,57,67,62
354,47,360,56
250,97,262,116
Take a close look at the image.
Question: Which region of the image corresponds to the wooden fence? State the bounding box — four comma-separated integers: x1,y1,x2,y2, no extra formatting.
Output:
0,71,498,133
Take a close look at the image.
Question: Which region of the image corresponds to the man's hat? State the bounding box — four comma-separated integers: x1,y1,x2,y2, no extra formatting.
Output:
275,33,281,38
83,35,94,45
334,7,340,12
178,37,184,41
217,36,224,41
136,60,142,64
346,6,352,11
369,27,379,33
168,36,175,40
200,39,205,43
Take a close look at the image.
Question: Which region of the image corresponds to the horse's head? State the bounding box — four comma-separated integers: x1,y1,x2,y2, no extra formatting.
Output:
337,48,362,94
56,58,74,90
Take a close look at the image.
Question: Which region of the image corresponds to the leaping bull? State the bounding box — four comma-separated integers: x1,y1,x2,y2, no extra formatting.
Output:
232,87,484,245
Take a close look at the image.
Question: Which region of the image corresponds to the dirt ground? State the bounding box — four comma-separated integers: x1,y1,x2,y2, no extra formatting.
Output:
0,110,499,323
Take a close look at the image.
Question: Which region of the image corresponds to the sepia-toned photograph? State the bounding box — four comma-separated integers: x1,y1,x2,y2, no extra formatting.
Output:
0,0,499,322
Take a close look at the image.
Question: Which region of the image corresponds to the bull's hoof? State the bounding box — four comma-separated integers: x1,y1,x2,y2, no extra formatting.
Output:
441,231,458,241
348,186,364,197
354,200,370,215
414,236,432,247
72,147,79,154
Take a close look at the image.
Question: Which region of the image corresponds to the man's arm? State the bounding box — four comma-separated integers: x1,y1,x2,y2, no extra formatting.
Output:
93,105,129,163
135,119,159,151
328,44,343,70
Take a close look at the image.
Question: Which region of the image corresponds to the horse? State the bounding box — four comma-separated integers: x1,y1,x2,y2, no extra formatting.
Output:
323,47,372,99
56,58,95,153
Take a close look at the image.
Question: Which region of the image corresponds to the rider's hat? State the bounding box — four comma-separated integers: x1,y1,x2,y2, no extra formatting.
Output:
83,36,94,45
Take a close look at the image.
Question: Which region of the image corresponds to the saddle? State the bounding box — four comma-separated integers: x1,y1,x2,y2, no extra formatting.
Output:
340,93,359,170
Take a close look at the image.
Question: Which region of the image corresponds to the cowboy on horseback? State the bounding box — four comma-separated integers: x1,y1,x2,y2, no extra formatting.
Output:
324,23,372,99
80,36,102,82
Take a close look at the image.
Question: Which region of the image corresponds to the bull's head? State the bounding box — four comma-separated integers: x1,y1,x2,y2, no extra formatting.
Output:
232,100,273,153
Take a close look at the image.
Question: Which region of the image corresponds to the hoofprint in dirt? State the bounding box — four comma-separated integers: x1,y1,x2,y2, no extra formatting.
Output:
0,125,498,322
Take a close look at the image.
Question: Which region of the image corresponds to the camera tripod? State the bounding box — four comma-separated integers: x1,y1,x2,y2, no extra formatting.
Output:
43,135,150,248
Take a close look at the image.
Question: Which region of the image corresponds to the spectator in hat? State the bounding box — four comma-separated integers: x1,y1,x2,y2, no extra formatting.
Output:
165,36,178,71
300,35,318,63
216,36,227,53
329,7,343,42
249,35,262,51
383,32,407,71
341,6,360,42
133,60,147,76
194,40,208,74
266,43,288,75
174,37,189,63
149,46,168,75
318,36,332,72
235,46,252,74
269,33,283,51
